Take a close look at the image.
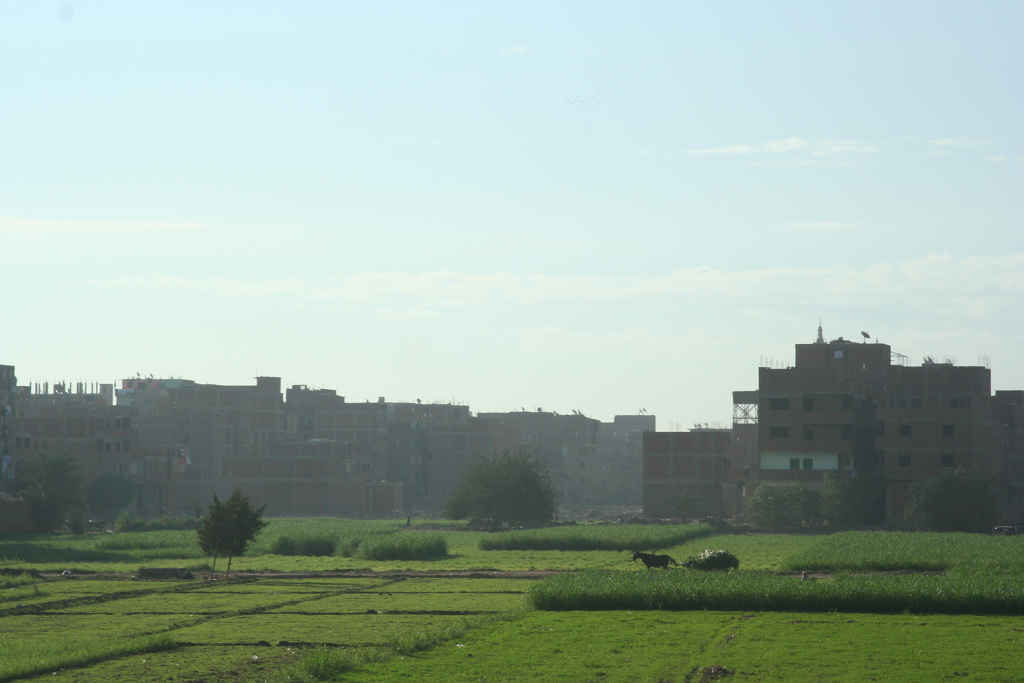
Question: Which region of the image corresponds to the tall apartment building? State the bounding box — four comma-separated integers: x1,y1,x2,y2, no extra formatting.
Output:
755,332,1020,519
642,330,1024,523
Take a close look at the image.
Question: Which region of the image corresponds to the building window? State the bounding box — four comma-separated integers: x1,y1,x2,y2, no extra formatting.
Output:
769,398,790,410
789,458,800,470
769,426,790,439
877,422,885,436
897,398,907,408
899,424,911,437
115,418,121,429
841,395,853,409
96,439,103,453
843,456,852,468
841,424,853,441
899,453,911,467
942,424,954,437
803,429,814,441
803,397,814,412
942,454,954,467
15,437,21,447
802,458,813,470
25,437,31,448
834,350,843,359
579,461,586,469
912,398,922,409
105,442,111,452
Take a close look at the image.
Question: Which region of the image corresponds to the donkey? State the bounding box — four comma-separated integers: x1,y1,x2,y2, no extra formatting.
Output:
631,550,678,570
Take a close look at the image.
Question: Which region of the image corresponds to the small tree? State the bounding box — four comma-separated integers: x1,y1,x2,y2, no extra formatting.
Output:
14,452,84,532
906,467,996,533
821,472,886,527
674,493,702,521
197,488,267,579
443,450,558,530
747,483,820,530
86,473,136,518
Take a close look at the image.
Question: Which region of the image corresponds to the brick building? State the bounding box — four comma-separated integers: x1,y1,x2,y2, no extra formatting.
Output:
642,330,1024,524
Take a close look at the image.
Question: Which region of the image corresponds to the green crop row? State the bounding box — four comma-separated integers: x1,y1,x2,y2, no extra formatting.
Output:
782,531,1024,573
356,533,448,561
478,523,712,551
0,633,176,682
527,569,1024,614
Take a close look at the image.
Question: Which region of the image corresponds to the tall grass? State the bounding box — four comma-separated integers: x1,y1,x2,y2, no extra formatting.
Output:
356,533,448,561
114,514,201,532
528,568,1024,615
479,524,712,551
782,531,1024,573
0,634,176,682
251,519,403,557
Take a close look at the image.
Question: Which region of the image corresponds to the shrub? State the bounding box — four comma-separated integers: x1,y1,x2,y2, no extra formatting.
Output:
683,549,739,571
747,483,820,530
355,533,448,561
268,534,337,557
906,467,997,533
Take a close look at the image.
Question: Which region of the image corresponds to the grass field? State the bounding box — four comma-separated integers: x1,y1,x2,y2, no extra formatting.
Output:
3,525,1024,682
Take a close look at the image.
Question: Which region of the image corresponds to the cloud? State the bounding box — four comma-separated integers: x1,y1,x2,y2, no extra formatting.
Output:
926,137,992,147
374,308,442,320
0,216,218,236
784,221,857,231
677,137,876,157
81,253,1024,323
500,46,527,55
685,143,760,155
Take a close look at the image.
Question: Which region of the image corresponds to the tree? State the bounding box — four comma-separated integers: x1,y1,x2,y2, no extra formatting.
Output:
820,472,887,527
85,473,136,518
14,452,84,532
747,483,820,530
196,488,267,578
906,467,996,533
443,450,558,530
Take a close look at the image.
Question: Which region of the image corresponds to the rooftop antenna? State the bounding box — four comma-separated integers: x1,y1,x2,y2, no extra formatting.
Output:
861,331,870,343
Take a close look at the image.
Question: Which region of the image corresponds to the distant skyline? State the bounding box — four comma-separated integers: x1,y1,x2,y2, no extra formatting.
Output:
3,1,1021,424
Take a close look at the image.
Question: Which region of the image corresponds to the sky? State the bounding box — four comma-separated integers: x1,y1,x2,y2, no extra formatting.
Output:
2,1,1022,426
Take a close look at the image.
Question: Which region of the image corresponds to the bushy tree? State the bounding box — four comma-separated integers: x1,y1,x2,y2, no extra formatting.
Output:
14,452,84,532
86,473,136,517
197,488,267,578
820,472,887,527
747,483,821,530
906,467,996,533
443,450,558,530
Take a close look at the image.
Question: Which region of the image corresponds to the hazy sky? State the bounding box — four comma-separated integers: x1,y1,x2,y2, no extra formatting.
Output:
3,1,1022,425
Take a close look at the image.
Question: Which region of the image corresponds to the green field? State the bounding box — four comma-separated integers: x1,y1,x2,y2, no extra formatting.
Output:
3,522,1024,682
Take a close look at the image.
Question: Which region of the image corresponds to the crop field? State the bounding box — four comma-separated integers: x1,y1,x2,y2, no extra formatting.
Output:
346,610,1024,683
478,523,712,551
781,531,1024,573
3,524,1024,681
